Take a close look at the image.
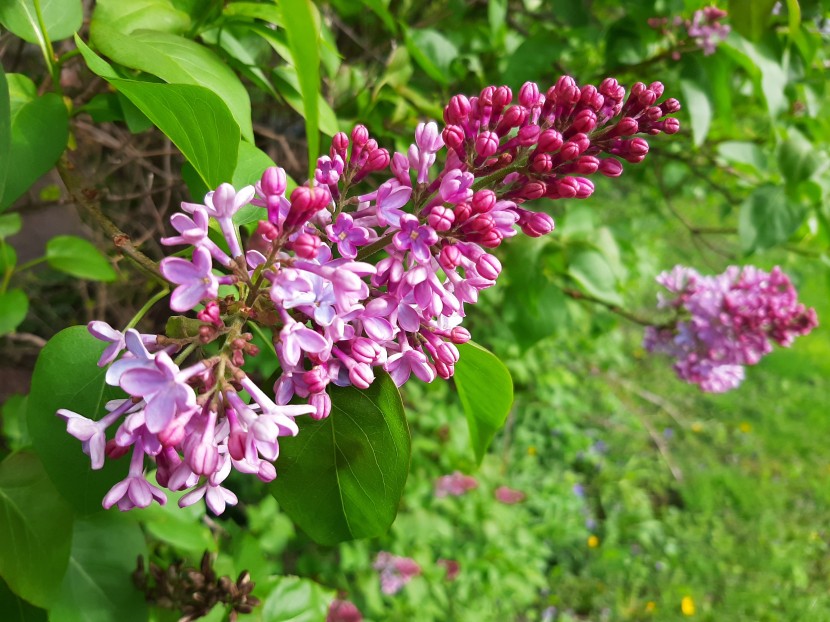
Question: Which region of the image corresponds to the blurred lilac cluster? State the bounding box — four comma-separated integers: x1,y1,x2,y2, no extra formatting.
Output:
373,552,422,595
58,76,680,514
434,470,478,497
644,265,818,392
648,6,730,56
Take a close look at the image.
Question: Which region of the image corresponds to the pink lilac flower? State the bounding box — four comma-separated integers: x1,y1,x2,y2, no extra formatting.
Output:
435,471,478,497
327,599,363,622
373,552,421,595
60,74,682,513
494,486,526,504
644,265,818,392
437,559,460,581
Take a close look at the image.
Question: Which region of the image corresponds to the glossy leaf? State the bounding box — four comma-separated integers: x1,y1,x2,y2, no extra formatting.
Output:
260,576,334,622
568,249,623,306
232,141,276,188
49,514,148,622
0,0,82,44
279,0,321,181
91,0,190,35
403,26,458,85
46,235,117,282
729,0,778,41
27,325,130,515
778,129,817,187
0,577,48,622
454,342,514,464
0,65,9,203
0,288,28,335
1,93,68,210
680,58,714,147
111,79,240,188
222,1,283,25
271,372,410,545
90,25,253,141
0,451,74,608
271,66,339,136
133,486,218,554
738,185,804,254
0,213,20,239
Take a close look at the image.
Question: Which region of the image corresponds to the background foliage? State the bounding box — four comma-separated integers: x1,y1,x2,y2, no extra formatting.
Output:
1,0,829,620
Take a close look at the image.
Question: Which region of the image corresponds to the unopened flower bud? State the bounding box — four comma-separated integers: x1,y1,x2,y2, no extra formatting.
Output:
554,177,580,198
521,211,555,237
661,98,681,114
471,189,496,214
450,326,471,344
260,166,287,196
351,124,369,147
574,177,594,198
439,245,462,269
519,81,541,107
537,129,563,153
188,440,219,476
662,118,681,134
444,94,471,124
428,205,455,232
442,124,466,151
521,180,546,200
598,158,624,177
573,155,599,175
292,232,321,259
303,366,329,394
531,153,553,173
331,131,349,158
453,202,472,223
479,85,495,107
517,124,541,147
310,392,331,420
476,253,502,280
495,105,526,135
479,229,503,248
475,131,500,157
649,81,665,99
571,109,598,133
364,147,390,172
349,362,374,390
493,85,512,109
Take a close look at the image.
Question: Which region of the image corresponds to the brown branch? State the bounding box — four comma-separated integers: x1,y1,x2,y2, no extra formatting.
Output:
560,286,661,327
57,153,165,281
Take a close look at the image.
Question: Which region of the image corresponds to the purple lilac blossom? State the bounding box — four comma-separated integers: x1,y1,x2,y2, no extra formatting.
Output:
644,265,818,392
59,75,682,513
373,552,421,595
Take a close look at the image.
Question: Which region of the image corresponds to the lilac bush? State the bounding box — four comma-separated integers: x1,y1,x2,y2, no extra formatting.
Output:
644,265,818,392
56,76,682,514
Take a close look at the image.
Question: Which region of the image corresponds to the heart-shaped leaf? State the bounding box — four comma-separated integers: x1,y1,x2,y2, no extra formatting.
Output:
271,372,410,545
46,235,117,282
454,342,514,464
27,326,130,515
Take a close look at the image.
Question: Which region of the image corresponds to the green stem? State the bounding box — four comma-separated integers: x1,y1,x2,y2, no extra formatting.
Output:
126,287,171,329
560,286,663,327
355,233,394,261
32,0,61,94
14,256,48,274
174,341,200,366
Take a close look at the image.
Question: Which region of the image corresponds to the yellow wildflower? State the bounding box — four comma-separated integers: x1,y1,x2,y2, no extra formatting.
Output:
691,422,703,433
587,535,600,548
645,601,656,613
739,422,752,433
681,596,695,616
527,446,537,456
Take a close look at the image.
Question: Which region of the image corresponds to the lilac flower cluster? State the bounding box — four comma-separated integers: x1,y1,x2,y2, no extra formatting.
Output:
648,6,730,56
58,76,680,514
373,552,422,595
434,471,478,497
644,265,818,392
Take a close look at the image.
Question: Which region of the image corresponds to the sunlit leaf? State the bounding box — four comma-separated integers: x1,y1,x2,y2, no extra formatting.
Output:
46,235,117,282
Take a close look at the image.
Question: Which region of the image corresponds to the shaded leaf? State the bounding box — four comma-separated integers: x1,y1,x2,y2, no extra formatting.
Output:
739,185,804,253
0,576,48,621
0,65,9,203
260,576,334,622
568,249,623,306
46,235,117,282
778,129,818,187
0,288,28,335
49,514,148,622
0,451,74,608
0,213,21,239
403,26,458,85
729,0,778,41
27,326,130,515
454,342,514,464
271,372,410,545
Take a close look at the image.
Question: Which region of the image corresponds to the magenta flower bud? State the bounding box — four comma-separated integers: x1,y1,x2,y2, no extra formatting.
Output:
256,220,279,242
495,105,526,135
309,392,331,420
555,177,580,198
292,232,321,259
442,124,465,150
471,189,496,214
579,85,604,110
630,137,650,157
351,338,380,364
434,341,460,365
188,440,219,476
476,253,502,280
303,366,329,394
643,106,662,123
521,211,555,237
570,133,591,154
465,213,494,234
661,98,682,114
428,205,455,232
349,362,374,390
439,245,462,269
475,131,500,157
573,155,599,175
662,118,681,134
106,439,129,460
227,429,246,461
444,94,471,124
519,81,541,107
638,89,657,108
630,82,646,99
558,140,582,162
537,129,563,153
450,326,471,344
332,131,349,156
158,417,188,447
571,109,598,133
574,177,594,198
493,85,512,109
479,85,495,107
351,124,369,147
531,153,553,173
598,158,624,177
453,202,472,222
260,166,287,196
521,180,546,200
516,124,540,147
479,229,503,248
364,147,390,172
285,185,330,229
649,81,665,99
433,358,453,380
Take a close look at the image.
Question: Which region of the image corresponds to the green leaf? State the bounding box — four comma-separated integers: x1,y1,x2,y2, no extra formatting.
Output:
90,0,190,35
1,394,30,452
27,326,130,515
90,24,254,141
1,93,68,210
567,249,623,306
0,242,16,274
403,26,458,85
739,185,804,253
46,235,117,281
271,372,410,545
454,342,514,464
260,576,334,622
50,514,148,622
0,0,82,44
785,0,801,37
111,79,240,188
359,0,396,33
222,1,283,25
0,451,74,608
680,59,714,147
279,0,321,181
78,93,125,123
133,486,217,554
721,35,788,117
0,288,28,335
0,212,21,239
729,0,778,41
232,141,276,188
272,66,339,136
0,65,10,203
717,140,767,173
0,576,48,621
502,33,564,90
778,129,818,187
605,17,650,66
